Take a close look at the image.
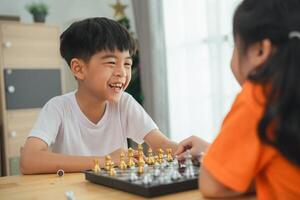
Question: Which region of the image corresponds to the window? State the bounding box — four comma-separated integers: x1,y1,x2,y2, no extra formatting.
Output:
163,0,242,142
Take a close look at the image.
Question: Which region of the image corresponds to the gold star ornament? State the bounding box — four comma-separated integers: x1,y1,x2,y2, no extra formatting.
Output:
111,0,127,20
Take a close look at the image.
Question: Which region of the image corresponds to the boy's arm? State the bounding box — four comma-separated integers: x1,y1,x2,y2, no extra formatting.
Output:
20,137,124,174
143,129,178,153
20,137,99,174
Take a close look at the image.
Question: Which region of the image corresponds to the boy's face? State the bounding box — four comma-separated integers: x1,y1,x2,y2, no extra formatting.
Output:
77,50,132,102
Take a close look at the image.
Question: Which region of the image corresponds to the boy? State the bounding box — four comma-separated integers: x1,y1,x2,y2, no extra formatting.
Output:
20,17,177,174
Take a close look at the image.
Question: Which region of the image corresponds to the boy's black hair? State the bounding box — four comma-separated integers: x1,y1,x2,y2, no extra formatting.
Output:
60,17,136,66
233,0,300,165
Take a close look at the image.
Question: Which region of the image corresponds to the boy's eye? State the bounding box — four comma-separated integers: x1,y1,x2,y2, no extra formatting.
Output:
106,61,116,65
125,63,132,68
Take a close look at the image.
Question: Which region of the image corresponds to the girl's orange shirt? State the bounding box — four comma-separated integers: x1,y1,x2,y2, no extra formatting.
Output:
203,81,300,200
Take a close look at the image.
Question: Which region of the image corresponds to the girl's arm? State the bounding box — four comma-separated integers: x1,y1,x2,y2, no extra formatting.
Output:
199,165,244,198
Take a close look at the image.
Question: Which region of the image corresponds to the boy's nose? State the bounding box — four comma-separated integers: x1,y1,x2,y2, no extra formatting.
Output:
114,66,126,77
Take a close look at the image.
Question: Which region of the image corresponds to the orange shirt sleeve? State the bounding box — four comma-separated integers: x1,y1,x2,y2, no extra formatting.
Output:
203,82,276,192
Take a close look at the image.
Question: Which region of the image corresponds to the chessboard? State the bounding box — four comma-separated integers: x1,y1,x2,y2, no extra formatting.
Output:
84,147,200,197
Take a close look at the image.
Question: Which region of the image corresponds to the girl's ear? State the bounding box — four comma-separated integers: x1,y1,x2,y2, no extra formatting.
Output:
70,58,85,80
248,39,272,70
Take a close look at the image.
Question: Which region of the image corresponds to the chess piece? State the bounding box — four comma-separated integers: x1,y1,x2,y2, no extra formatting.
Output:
166,148,173,162
119,152,127,170
173,155,179,169
158,148,164,164
161,155,168,168
158,171,171,184
147,148,155,165
138,150,145,166
105,155,112,171
129,166,138,182
171,168,182,180
127,148,135,168
109,161,116,176
142,164,152,185
154,162,160,177
137,159,144,174
65,191,75,200
137,144,143,154
137,144,145,165
184,150,195,178
170,158,182,180
93,159,101,173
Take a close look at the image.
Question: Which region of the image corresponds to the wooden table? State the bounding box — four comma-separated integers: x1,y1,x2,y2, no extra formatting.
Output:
0,173,256,200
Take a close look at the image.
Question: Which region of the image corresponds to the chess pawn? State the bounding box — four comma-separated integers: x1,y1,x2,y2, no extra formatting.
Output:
105,155,112,171
147,148,155,165
173,155,179,169
109,161,116,176
158,148,164,164
137,159,144,174
129,166,138,182
154,155,159,165
184,150,195,178
93,158,101,173
166,148,173,162
127,148,135,168
119,152,127,170
137,144,143,154
138,150,145,166
154,162,160,177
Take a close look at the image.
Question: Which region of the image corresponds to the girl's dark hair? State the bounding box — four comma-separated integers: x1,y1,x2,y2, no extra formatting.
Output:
233,0,300,165
60,17,136,66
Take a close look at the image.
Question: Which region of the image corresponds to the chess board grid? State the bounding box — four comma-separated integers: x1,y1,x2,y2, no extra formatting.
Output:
84,165,199,197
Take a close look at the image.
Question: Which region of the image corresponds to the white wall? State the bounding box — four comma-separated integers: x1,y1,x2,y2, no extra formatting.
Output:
0,0,136,93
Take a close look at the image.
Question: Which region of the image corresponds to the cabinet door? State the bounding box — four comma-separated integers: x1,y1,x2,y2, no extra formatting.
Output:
4,69,62,109
1,23,61,68
6,109,40,175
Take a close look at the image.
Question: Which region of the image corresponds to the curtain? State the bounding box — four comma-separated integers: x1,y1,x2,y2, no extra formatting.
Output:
131,0,170,135
163,0,242,142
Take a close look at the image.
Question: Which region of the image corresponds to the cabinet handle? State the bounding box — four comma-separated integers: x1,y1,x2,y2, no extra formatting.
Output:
10,131,17,139
7,85,15,94
3,41,12,48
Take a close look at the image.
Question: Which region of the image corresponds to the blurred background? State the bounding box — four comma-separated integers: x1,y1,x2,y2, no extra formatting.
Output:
0,0,241,176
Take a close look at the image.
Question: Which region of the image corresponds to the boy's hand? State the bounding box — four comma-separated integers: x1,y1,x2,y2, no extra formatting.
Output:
175,135,210,161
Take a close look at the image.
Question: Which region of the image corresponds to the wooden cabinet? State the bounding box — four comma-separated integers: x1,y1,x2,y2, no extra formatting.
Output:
0,21,62,176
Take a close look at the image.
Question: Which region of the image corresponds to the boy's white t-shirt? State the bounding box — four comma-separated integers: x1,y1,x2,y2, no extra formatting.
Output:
28,91,158,156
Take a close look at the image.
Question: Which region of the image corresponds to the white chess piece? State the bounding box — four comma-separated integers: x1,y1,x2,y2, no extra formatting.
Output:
154,162,161,177
184,150,195,178
161,155,169,168
129,166,138,182
65,191,76,200
173,156,179,169
142,164,153,185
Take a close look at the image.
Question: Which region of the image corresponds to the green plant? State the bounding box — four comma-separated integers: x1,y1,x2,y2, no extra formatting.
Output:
26,2,49,15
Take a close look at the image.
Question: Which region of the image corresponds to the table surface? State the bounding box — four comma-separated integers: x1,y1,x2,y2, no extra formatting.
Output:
0,173,256,200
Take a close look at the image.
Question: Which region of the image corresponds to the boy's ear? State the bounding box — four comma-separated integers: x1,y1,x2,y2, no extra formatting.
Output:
248,39,272,69
70,58,85,80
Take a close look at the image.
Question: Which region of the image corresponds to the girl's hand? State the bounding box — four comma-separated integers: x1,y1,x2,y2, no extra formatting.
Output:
175,135,210,161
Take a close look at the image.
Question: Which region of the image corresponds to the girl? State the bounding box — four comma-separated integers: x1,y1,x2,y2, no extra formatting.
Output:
176,0,300,199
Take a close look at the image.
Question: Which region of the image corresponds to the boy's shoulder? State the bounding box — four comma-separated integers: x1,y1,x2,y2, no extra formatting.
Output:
117,92,137,107
45,91,75,109
120,92,133,101
109,92,137,112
